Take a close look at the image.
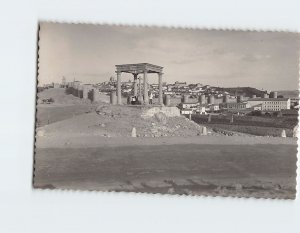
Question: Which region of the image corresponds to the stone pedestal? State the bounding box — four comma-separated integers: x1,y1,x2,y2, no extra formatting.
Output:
163,94,171,106
110,91,117,105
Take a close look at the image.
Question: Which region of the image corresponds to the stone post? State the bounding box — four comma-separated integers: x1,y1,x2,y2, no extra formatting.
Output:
208,114,211,123
110,91,117,105
116,72,122,105
202,126,207,135
158,72,163,105
230,115,234,123
143,70,149,105
293,125,298,138
164,94,171,106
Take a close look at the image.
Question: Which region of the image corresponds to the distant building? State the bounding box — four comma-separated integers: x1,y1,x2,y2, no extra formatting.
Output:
247,98,290,111
196,106,207,114
53,83,60,88
251,104,263,111
209,104,220,112
151,84,159,89
179,102,205,114
164,91,175,95
180,102,199,109
61,77,66,87
174,81,187,88
222,102,250,111
202,85,210,89
181,109,193,115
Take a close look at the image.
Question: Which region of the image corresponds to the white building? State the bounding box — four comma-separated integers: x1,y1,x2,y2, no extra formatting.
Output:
209,104,220,112
247,98,290,111
181,102,199,109
223,102,250,111
196,106,207,114
252,104,262,111
181,109,193,114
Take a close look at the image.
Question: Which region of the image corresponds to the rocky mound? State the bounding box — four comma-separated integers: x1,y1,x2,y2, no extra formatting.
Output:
38,103,218,138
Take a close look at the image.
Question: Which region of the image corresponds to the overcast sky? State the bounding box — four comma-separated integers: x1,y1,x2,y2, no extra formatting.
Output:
39,22,299,90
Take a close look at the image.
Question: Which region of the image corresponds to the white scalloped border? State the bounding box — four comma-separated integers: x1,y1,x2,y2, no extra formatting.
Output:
33,21,300,200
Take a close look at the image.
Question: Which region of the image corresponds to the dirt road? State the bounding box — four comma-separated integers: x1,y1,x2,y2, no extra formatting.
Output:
34,139,297,199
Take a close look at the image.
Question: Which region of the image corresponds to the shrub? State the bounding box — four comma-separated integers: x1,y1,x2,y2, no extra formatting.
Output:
249,110,262,116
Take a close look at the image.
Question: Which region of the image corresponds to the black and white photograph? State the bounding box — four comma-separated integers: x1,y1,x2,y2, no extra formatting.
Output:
34,22,299,199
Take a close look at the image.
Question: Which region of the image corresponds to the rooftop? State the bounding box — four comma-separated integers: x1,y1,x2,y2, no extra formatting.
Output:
248,98,289,101
115,63,163,74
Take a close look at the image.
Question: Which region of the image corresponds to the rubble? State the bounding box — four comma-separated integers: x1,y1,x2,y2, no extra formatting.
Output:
39,103,223,138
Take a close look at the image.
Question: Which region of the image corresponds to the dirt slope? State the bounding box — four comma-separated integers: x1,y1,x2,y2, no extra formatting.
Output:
37,104,217,138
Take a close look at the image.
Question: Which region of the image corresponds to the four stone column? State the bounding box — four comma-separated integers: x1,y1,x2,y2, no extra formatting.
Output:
116,72,122,105
116,69,163,106
158,72,163,105
143,70,149,105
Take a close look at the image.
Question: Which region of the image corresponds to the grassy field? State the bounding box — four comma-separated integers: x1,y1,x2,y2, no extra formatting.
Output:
192,114,298,129
34,142,297,199
191,114,298,137
209,124,294,137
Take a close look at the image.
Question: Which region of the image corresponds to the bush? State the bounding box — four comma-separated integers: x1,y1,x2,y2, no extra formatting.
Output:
249,110,262,116
273,111,283,117
264,112,272,117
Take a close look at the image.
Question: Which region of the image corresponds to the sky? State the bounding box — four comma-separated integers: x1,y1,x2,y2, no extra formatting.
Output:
38,22,300,91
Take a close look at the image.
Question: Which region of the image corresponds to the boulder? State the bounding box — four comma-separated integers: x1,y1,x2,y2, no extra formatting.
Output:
154,112,167,125
36,130,44,137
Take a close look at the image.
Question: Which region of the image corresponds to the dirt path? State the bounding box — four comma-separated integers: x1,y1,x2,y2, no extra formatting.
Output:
36,133,297,149
34,143,297,199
